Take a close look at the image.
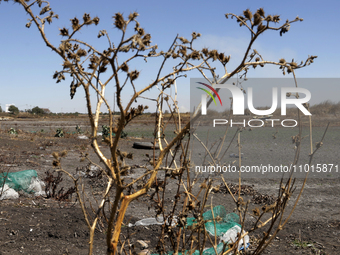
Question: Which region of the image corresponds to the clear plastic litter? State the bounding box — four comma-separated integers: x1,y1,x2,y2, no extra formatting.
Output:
27,176,46,196
128,215,178,227
220,225,249,250
77,135,89,139
0,184,19,200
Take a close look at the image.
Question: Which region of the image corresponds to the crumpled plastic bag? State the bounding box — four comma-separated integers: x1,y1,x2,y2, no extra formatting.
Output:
0,184,19,200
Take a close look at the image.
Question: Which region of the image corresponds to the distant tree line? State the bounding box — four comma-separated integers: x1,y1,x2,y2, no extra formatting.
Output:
27,106,49,115
5,105,50,115
8,105,19,115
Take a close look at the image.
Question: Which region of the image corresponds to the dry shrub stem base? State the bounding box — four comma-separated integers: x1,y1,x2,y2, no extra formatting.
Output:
2,1,323,254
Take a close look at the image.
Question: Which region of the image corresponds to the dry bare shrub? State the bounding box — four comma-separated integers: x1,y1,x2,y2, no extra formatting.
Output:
43,170,76,201
310,100,340,116
1,2,325,255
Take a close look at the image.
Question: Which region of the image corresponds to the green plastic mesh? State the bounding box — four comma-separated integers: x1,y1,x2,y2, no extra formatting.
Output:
187,205,240,236
151,206,240,255
0,170,38,193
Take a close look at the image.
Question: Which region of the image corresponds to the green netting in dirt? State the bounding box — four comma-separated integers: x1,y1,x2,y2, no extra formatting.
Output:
151,206,241,255
0,170,38,193
186,205,240,237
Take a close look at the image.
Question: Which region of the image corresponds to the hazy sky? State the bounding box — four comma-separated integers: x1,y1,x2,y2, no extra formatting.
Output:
0,0,339,113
